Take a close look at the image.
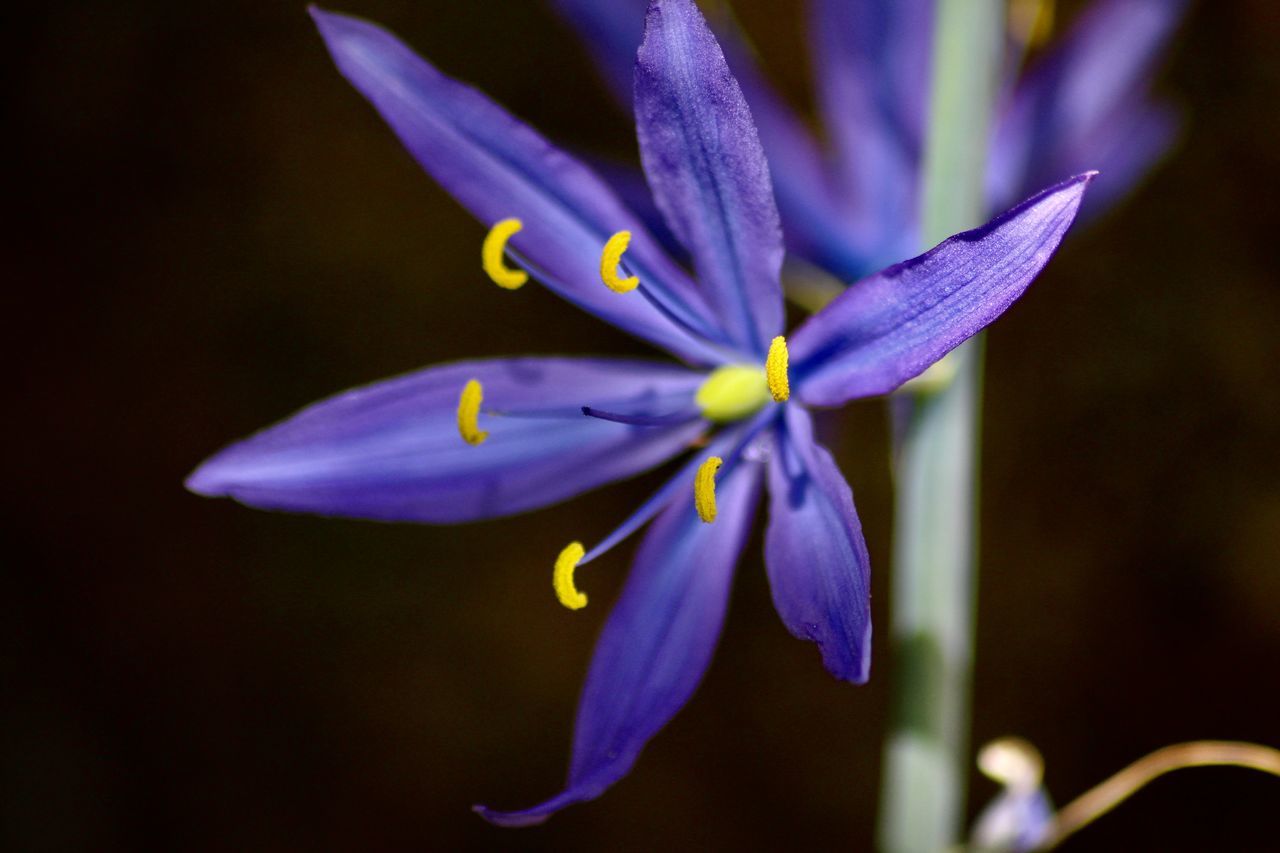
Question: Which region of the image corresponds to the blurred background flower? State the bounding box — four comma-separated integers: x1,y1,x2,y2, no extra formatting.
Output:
551,0,1186,281
7,0,1279,850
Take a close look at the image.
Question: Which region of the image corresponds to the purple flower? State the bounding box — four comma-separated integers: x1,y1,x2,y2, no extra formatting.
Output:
970,738,1055,852
187,0,1091,825
552,0,1185,280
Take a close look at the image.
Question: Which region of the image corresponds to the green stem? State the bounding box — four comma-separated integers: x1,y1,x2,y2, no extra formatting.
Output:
877,1,1002,851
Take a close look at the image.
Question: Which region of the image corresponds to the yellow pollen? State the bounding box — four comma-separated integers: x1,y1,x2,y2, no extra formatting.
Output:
695,364,769,423
482,218,528,290
553,542,588,610
765,336,790,402
456,379,488,446
694,456,723,523
600,231,639,293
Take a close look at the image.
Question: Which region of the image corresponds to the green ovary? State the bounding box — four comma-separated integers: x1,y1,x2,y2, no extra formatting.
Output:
695,364,771,423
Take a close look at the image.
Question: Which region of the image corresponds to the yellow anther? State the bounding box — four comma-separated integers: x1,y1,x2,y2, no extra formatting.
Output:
553,542,588,610
456,379,488,446
694,456,723,523
482,218,528,290
695,364,769,423
765,336,789,402
600,230,639,293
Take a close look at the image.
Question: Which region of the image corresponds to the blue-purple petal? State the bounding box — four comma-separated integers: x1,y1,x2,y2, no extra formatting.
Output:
989,0,1187,210
186,357,705,523
634,0,785,356
1071,100,1179,220
791,174,1093,407
550,0,858,280
809,0,934,268
310,8,729,364
765,406,871,683
711,23,863,281
476,453,763,825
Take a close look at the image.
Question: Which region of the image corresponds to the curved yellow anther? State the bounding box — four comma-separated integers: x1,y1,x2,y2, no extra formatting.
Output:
765,336,790,402
694,456,723,524
482,218,528,290
553,542,588,610
600,231,639,293
456,379,488,446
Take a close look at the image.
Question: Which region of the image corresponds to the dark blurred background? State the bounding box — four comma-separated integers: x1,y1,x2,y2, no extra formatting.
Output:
7,0,1279,850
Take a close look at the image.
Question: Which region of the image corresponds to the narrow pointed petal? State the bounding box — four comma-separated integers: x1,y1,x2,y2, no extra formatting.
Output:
476,456,763,826
310,8,728,364
551,0,857,278
765,407,871,683
634,0,785,356
721,37,866,280
810,0,934,265
989,0,1187,209
186,358,705,523
791,175,1093,407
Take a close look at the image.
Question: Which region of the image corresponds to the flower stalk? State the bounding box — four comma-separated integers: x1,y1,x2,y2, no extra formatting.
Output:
878,0,1003,850
1033,741,1280,850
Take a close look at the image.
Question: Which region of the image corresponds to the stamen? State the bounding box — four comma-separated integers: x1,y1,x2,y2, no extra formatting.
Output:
581,406,697,427
600,231,640,293
765,336,790,402
482,218,528,290
456,379,488,445
553,541,588,610
577,408,775,567
694,456,723,523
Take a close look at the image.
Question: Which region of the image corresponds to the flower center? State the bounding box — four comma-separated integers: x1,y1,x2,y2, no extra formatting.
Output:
695,336,790,422
695,364,770,423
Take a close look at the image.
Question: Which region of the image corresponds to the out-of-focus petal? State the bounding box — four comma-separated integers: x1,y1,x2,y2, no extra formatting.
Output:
810,0,934,266
712,25,866,281
989,0,1187,208
549,0,861,278
476,455,763,825
1073,101,1180,219
186,357,705,523
310,8,730,364
548,0,649,104
791,174,1092,407
764,406,871,683
634,0,785,356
